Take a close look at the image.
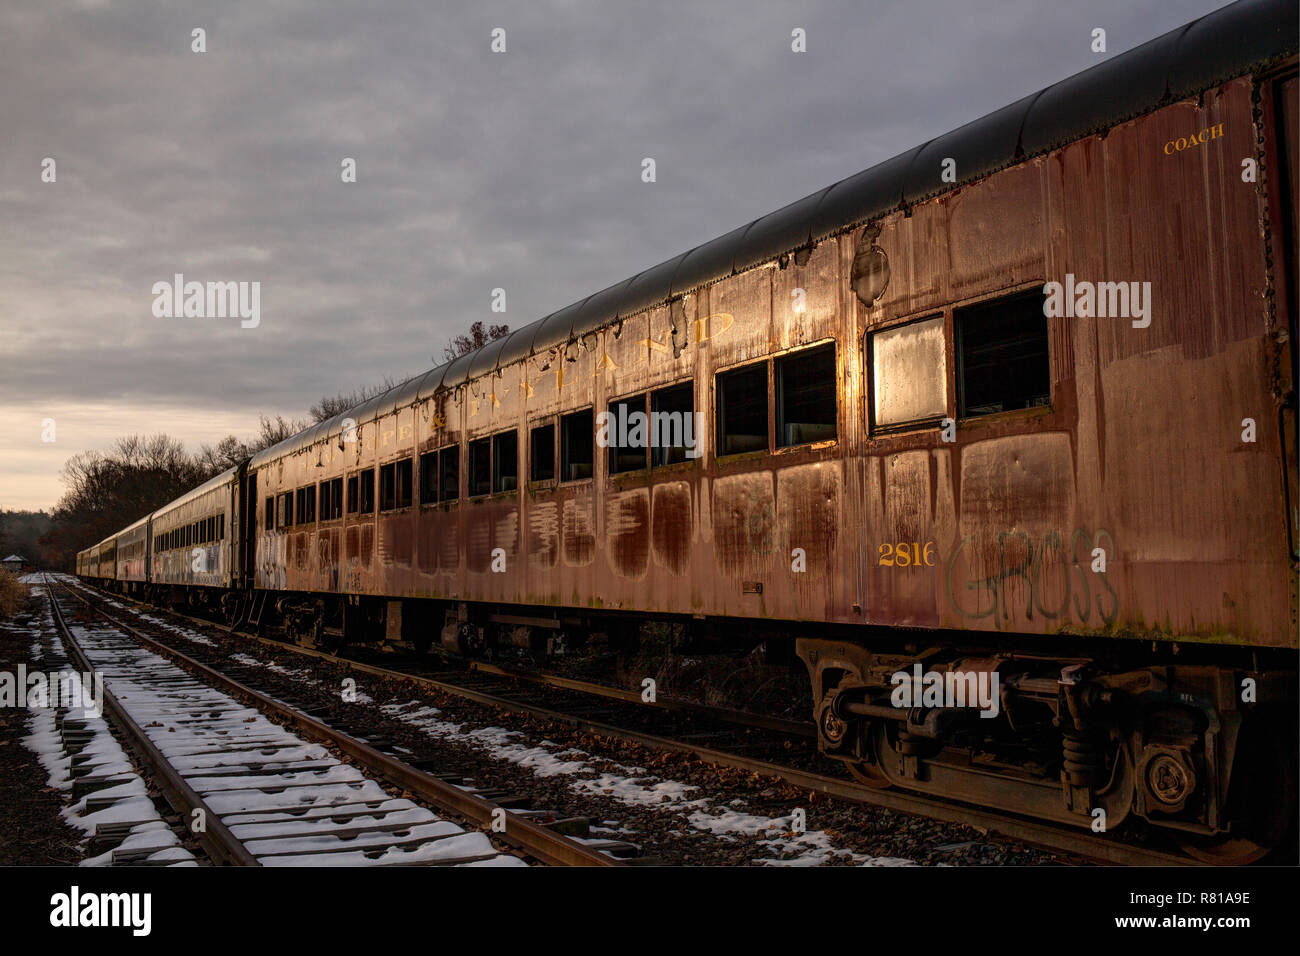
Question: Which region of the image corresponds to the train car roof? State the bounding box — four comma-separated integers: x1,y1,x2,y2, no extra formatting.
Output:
250,0,1296,471
150,464,241,519
119,514,150,535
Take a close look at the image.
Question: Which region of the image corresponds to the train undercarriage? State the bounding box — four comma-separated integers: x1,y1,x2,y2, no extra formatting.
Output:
101,577,1296,863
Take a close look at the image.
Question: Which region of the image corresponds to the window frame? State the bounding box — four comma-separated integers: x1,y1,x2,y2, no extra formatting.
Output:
528,420,557,485
438,444,460,503
867,314,949,436
607,391,650,475
491,429,519,495
954,286,1053,422
560,406,595,483
419,450,439,505
774,341,839,451
715,357,772,459
650,380,697,469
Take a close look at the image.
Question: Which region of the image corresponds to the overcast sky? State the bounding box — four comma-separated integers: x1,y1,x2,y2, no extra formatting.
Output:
0,0,1228,511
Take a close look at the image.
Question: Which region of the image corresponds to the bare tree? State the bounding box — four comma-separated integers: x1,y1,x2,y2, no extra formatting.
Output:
45,434,207,568
309,377,398,424
443,321,509,362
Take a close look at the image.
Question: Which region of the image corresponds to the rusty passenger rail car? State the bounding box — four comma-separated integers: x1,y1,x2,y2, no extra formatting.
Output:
80,0,1298,862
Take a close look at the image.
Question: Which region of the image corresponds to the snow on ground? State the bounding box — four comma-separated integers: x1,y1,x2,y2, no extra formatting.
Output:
384,700,915,867
18,623,197,866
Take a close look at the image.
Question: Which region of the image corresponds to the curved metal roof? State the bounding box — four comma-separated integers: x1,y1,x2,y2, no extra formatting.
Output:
149,464,241,519
249,0,1295,471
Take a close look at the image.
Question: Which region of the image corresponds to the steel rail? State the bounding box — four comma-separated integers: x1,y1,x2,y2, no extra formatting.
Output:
45,575,258,866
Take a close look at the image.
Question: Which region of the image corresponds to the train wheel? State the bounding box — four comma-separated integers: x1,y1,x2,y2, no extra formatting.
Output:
846,760,893,789
1177,835,1270,865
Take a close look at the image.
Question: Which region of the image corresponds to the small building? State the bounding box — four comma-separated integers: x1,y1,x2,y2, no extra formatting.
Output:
2,554,26,574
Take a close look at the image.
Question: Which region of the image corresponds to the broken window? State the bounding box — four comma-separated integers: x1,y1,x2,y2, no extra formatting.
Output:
439,445,459,501
277,492,293,528
347,470,375,515
380,458,412,510
650,382,695,467
395,457,412,508
561,408,594,481
419,451,438,503
608,393,648,475
296,485,316,524
321,477,343,520
871,316,947,429
716,362,768,456
776,343,837,448
492,430,518,493
957,290,1051,418
530,423,555,482
469,437,491,496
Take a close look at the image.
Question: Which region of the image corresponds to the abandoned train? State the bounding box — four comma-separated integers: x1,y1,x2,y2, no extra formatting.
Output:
79,0,1298,860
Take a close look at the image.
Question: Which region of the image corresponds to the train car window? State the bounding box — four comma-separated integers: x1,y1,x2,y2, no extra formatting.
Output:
359,469,375,513
956,290,1050,418
468,438,491,496
264,497,274,531
608,394,648,474
651,382,695,467
776,343,837,448
379,461,411,510
277,491,293,527
321,477,343,519
716,362,769,455
492,431,518,493
346,476,358,513
871,316,946,429
218,514,225,538
561,409,594,481
419,451,438,503
530,423,555,482
395,457,413,508
296,486,317,524
439,446,459,501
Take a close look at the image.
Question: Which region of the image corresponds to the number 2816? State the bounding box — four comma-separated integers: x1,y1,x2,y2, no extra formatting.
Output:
878,541,936,567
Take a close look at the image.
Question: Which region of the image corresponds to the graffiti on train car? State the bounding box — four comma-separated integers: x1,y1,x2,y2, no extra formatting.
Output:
945,528,1118,626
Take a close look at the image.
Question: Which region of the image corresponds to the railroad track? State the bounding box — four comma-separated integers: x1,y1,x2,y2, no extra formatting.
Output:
69,578,1200,866
45,576,621,867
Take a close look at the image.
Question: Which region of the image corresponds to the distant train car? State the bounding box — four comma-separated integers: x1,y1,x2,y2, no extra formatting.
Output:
148,465,242,613
113,514,151,596
93,536,116,584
